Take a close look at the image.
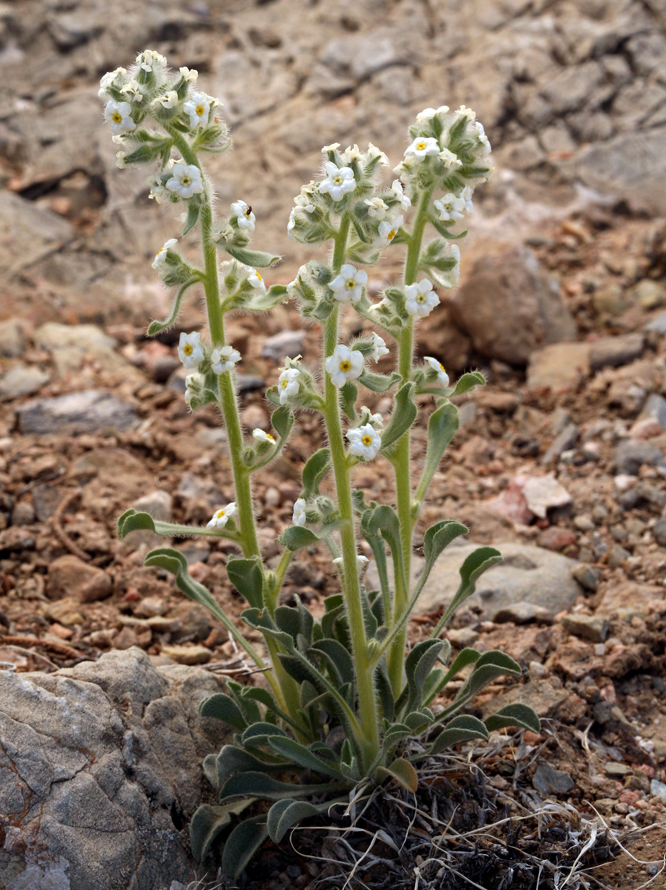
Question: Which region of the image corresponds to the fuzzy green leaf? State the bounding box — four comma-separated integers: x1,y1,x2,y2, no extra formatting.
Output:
219,771,340,803
267,799,324,844
240,722,289,748
199,693,247,731
309,638,355,687
268,737,344,780
222,816,269,879
224,245,281,268
301,448,331,498
416,404,459,502
271,405,293,441
404,639,447,715
226,556,264,609
423,648,481,707
377,757,418,792
380,382,417,452
183,199,201,235
211,745,285,789
145,278,198,336
485,703,541,735
358,369,399,393
247,283,288,311
450,371,486,397
428,715,489,755
189,800,254,863
437,547,503,629
340,382,358,423
281,525,320,552
117,508,233,541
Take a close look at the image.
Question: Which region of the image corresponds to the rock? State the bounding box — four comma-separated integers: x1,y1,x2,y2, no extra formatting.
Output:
0,191,74,282
35,323,135,378
573,126,666,216
607,543,631,568
367,541,582,621
133,596,169,619
632,279,666,310
160,644,213,665
43,597,84,627
481,678,570,720
236,372,266,394
241,403,270,432
0,648,230,890
0,319,28,357
450,243,576,366
538,526,577,552
653,518,666,547
640,393,666,430
133,490,173,523
0,527,36,554
589,333,645,371
522,475,572,519
542,422,579,464
486,478,532,525
533,761,575,795
651,779,666,802
445,627,480,646
614,440,665,475
559,613,609,643
47,555,112,603
572,564,600,592
527,342,591,390
16,390,139,436
645,311,666,334
597,580,664,616
0,365,51,401
493,601,554,624
262,330,305,362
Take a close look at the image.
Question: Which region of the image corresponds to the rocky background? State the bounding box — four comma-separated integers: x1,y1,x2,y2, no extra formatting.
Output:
1,1,666,889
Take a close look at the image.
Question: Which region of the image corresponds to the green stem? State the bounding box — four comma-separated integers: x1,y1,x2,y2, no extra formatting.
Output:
386,186,433,698
322,215,379,768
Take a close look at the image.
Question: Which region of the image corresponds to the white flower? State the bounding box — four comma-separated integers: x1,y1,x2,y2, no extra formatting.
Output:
374,215,403,248
183,91,210,128
138,50,167,72
404,279,439,318
231,199,255,232
104,99,135,136
179,66,199,83
347,423,382,460
147,174,170,204
368,333,389,362
166,163,204,199
439,148,462,169
321,143,340,153
207,502,237,529
434,193,466,222
475,121,491,155
98,67,126,98
278,368,301,404
461,185,474,213
115,151,126,169
329,264,368,304
333,555,369,573
152,90,179,110
294,193,315,213
425,356,450,387
121,79,144,103
293,498,307,527
391,180,412,211
366,142,389,165
178,331,205,368
319,162,356,201
184,372,204,406
152,238,177,270
325,345,364,388
416,105,449,120
341,144,363,163
405,137,440,161
365,197,389,220
247,269,266,293
211,345,241,374
447,243,461,287
253,429,276,444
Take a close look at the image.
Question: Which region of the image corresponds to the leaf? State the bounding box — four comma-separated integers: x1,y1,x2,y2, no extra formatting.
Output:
422,648,481,707
212,744,286,788
199,693,247,731
437,547,503,629
281,525,320,552
183,199,201,235
450,371,486,397
241,608,294,651
435,651,522,724
226,556,264,609
271,405,293,441
268,737,344,780
143,548,230,626
367,506,405,597
248,283,288,311
301,448,331,498
145,278,198,336
485,703,541,735
358,369,399,393
416,404,459,503
267,799,324,844
376,757,418,792
309,638,355,687
411,520,469,606
219,771,340,803
222,815,269,879
428,715,489,755
380,383,417,452
240,722,289,748
224,245,281,268
404,639,447,715
117,508,234,541
340,382,358,423
189,800,254,863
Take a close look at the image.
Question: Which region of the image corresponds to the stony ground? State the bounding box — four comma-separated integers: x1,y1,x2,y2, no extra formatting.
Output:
1,1,666,887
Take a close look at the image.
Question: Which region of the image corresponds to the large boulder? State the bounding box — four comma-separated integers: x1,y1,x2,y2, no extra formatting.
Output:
0,648,230,890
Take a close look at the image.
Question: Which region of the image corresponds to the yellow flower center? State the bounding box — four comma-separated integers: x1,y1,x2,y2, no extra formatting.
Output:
256,273,263,281
345,279,355,289
183,344,193,355
266,433,275,441
362,435,373,446
340,361,351,372
281,378,288,388
216,509,226,518
181,175,192,186
387,229,396,240
416,141,427,150
196,105,205,116
439,363,446,372
112,112,122,123
417,294,426,303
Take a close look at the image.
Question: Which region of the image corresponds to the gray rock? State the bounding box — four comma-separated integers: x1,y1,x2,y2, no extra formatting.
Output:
651,779,666,803
540,61,605,115
641,393,666,430
0,365,51,401
16,389,139,436
614,439,665,475
368,541,582,622
572,564,600,592
527,342,590,391
0,319,28,357
0,648,229,890
574,126,666,216
134,490,173,524
262,330,305,362
0,191,74,281
493,601,554,625
451,244,576,366
559,613,609,643
631,279,666,310
35,323,134,377
645,311,666,334
653,518,666,547
533,761,575,795
589,333,645,371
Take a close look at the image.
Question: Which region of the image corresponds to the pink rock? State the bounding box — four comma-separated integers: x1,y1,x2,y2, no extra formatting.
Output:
538,526,577,551
487,476,532,525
